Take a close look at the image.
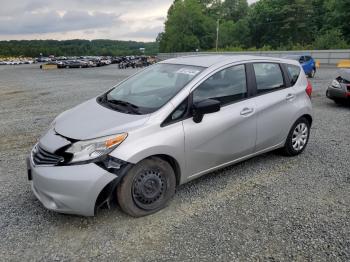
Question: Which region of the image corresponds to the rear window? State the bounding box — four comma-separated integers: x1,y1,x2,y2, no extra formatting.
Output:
286,64,301,86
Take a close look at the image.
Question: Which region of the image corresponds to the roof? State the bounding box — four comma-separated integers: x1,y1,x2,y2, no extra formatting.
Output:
284,54,312,58
160,54,285,68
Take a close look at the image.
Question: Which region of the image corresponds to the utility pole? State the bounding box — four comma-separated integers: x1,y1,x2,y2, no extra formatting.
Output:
216,19,220,52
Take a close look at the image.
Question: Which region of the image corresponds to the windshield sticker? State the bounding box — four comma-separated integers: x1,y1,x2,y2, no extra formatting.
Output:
176,68,200,76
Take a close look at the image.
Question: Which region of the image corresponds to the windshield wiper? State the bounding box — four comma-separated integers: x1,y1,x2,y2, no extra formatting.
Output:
107,99,142,114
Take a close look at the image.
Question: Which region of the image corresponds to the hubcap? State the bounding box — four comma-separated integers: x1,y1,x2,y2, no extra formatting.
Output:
132,170,166,210
292,123,308,151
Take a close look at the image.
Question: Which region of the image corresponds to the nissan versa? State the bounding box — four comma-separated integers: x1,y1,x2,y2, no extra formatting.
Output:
27,55,313,217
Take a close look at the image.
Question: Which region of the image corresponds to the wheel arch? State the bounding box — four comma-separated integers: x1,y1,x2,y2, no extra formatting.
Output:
300,114,313,126
147,154,182,186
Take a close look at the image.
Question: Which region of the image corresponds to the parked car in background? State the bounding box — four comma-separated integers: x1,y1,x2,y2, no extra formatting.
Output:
63,60,89,68
326,68,350,104
36,57,51,63
284,55,316,78
27,55,313,217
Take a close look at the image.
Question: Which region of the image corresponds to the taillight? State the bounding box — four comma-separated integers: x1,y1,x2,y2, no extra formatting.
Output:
306,80,313,98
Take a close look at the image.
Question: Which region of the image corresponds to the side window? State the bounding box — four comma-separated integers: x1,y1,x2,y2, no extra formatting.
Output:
253,63,285,94
286,64,301,86
162,98,188,126
193,64,247,106
171,99,188,121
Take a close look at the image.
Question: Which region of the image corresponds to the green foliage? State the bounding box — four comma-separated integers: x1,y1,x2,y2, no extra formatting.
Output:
160,0,350,52
313,29,349,49
222,0,249,22
218,18,250,48
160,0,215,52
0,39,159,57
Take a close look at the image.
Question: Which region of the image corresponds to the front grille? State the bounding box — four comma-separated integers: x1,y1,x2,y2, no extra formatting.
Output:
32,145,64,166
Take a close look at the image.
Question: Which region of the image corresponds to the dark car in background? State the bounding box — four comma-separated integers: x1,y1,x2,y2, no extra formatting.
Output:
284,55,316,78
326,68,350,104
63,60,89,68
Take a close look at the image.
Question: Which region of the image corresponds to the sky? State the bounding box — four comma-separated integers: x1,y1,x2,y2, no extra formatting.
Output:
0,0,257,42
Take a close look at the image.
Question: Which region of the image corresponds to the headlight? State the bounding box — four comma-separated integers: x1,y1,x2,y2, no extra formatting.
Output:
66,133,127,164
332,79,341,88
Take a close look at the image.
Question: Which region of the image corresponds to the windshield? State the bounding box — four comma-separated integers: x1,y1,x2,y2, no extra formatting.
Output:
100,63,204,114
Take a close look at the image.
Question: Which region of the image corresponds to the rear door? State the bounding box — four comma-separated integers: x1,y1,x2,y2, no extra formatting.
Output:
251,62,298,151
183,64,257,178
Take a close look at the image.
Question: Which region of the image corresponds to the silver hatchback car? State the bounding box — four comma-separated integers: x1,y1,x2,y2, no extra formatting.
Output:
27,55,313,217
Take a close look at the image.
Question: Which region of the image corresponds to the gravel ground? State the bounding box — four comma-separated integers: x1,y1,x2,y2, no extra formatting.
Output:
0,64,349,261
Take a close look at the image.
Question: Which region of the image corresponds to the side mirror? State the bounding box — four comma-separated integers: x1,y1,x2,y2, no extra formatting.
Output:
192,99,221,123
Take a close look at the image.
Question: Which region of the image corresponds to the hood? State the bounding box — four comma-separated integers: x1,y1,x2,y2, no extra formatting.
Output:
54,98,150,140
339,68,350,82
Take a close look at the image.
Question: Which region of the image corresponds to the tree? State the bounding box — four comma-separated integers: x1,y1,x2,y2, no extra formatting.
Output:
333,0,350,42
0,40,159,57
248,0,315,48
222,0,249,22
219,19,250,48
158,0,349,52
313,29,348,49
160,0,216,52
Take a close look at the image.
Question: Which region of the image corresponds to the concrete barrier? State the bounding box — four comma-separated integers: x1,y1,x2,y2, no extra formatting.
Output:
40,64,58,70
337,60,350,68
158,49,350,66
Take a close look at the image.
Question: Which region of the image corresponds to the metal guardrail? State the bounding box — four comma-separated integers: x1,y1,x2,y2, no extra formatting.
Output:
158,50,350,65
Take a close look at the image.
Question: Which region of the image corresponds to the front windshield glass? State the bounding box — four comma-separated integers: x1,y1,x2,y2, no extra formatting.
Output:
103,63,204,114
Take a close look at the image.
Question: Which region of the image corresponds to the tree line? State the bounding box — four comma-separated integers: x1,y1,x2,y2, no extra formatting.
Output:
0,39,159,57
158,0,350,52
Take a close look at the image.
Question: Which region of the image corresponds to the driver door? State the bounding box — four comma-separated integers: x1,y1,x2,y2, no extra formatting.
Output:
182,64,257,179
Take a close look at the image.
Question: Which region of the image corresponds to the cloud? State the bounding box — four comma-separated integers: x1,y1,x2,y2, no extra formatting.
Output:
125,25,164,39
0,0,258,41
0,0,173,41
0,11,117,34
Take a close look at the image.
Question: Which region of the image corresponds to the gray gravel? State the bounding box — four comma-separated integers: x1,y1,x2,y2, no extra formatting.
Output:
0,64,349,261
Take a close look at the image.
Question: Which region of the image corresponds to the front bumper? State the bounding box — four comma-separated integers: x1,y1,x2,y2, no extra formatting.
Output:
326,85,350,100
27,157,117,216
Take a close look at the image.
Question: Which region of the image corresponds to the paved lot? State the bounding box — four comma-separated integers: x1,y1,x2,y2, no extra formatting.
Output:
0,64,349,261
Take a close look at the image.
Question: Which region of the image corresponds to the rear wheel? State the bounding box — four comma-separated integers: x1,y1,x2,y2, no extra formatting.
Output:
281,117,310,156
117,157,176,217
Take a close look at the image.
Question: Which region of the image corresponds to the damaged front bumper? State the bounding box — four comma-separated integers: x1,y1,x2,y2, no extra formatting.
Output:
27,130,133,216
326,85,350,100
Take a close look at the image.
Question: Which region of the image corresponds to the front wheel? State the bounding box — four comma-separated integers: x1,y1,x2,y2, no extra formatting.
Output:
117,157,176,217
281,117,310,156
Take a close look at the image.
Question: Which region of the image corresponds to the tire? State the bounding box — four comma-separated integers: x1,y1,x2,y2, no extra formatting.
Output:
308,68,316,78
117,157,176,217
281,117,310,156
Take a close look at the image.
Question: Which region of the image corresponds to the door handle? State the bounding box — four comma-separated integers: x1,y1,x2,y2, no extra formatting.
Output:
240,107,254,116
286,93,296,101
